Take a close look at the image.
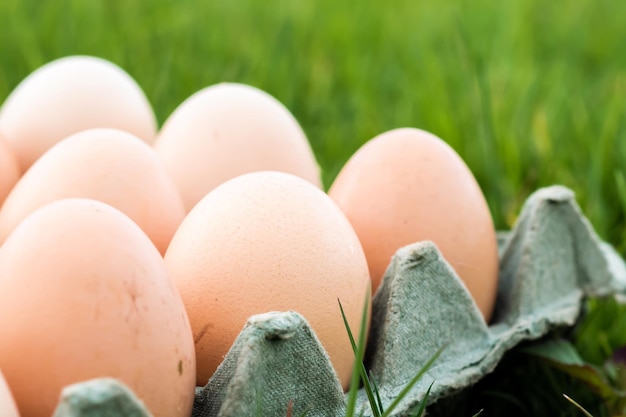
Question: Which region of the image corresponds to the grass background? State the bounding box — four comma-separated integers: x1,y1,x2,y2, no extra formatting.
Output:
1,0,626,415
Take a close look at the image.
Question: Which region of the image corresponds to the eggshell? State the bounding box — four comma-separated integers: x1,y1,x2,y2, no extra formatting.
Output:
0,198,195,417
0,370,19,417
154,83,322,211
328,128,499,321
164,171,370,389
0,55,157,171
0,128,185,253
0,135,20,207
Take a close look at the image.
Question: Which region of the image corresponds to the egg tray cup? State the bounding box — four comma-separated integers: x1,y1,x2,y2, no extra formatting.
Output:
52,185,626,417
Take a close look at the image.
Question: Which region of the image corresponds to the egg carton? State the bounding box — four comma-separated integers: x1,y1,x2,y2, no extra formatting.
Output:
52,185,626,417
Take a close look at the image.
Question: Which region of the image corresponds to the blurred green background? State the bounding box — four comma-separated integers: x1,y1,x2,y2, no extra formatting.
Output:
2,0,626,415
2,0,626,250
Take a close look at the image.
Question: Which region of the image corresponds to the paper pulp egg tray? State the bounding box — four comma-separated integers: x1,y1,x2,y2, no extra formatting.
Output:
53,185,626,417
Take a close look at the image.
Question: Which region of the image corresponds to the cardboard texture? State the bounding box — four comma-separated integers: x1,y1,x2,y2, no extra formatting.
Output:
193,311,347,417
52,378,152,417
52,185,626,417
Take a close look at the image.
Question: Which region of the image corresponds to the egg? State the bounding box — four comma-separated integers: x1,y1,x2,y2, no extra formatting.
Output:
164,171,370,389
0,55,157,171
154,83,322,211
0,370,19,417
329,128,499,321
0,128,185,253
0,198,195,417
0,135,19,207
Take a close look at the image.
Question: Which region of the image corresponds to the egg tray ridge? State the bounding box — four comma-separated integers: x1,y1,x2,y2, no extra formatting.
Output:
52,185,626,417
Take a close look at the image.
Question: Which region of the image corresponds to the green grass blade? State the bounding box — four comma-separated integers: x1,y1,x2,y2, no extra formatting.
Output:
341,292,381,417
381,346,445,417
369,370,384,413
409,381,434,417
563,394,595,417
255,389,263,417
338,297,359,357
344,331,361,417
471,409,485,417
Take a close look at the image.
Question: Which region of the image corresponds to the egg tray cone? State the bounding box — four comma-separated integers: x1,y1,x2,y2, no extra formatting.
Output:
52,185,626,417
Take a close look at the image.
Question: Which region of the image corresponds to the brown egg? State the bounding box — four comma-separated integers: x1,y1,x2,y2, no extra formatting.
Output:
0,198,195,417
329,128,499,321
164,171,370,389
0,370,19,417
154,83,322,211
0,128,185,253
0,55,157,171
0,135,19,207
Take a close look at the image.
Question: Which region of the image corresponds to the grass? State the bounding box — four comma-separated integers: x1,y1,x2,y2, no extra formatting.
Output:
1,0,626,416
2,0,626,243
340,295,444,417
563,395,595,417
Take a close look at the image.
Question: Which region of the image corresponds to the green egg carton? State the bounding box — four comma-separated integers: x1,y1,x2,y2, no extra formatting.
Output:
53,185,626,417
